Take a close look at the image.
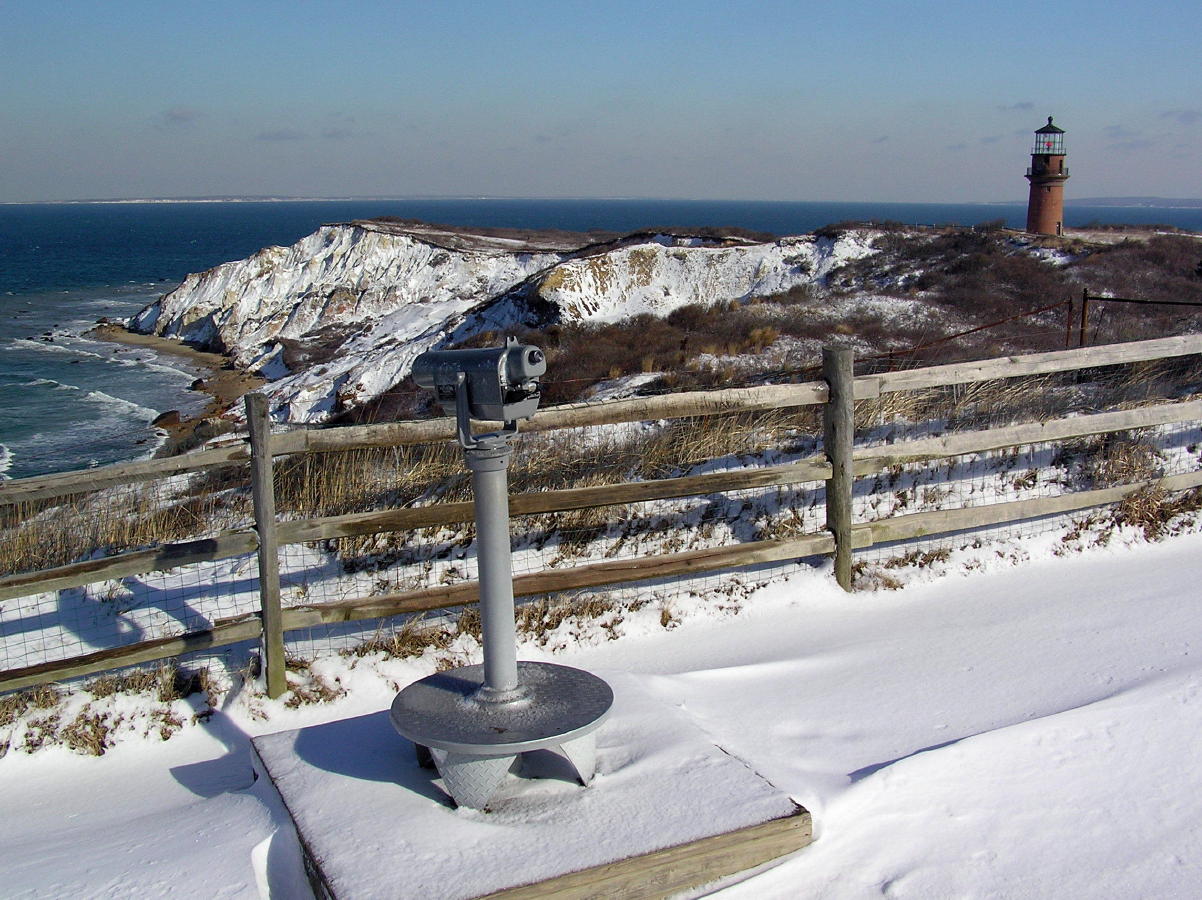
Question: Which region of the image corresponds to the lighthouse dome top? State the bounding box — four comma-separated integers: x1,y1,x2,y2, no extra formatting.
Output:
1031,117,1066,155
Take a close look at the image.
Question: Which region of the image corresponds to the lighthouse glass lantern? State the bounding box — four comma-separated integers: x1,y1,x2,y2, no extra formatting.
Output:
1031,117,1066,156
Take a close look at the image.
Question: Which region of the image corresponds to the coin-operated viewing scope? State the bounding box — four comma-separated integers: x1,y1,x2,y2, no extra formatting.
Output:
411,337,546,447
394,335,612,811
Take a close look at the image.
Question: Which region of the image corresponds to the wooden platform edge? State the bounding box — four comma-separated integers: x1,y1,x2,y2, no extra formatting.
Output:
247,740,340,900
479,803,813,900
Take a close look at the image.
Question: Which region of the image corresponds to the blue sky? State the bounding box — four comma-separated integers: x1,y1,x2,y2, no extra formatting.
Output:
2,0,1199,202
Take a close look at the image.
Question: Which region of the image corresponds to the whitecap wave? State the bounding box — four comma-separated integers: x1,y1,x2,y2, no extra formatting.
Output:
0,443,12,480
82,389,159,421
11,335,202,381
10,337,100,360
22,377,86,392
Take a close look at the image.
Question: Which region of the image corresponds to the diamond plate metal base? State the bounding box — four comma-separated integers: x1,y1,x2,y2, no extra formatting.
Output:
430,750,518,811
391,661,613,809
557,733,598,786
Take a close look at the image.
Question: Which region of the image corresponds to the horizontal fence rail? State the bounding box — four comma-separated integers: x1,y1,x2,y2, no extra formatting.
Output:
2,333,1201,695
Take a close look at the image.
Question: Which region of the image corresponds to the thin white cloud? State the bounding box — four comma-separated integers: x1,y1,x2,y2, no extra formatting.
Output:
1161,109,1201,125
155,106,201,128
256,129,306,142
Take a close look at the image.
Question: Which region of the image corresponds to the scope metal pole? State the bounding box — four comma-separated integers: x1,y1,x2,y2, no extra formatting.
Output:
464,437,520,699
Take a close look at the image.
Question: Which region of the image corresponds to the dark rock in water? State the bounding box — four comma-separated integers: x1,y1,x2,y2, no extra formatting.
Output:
190,378,207,391
152,410,181,428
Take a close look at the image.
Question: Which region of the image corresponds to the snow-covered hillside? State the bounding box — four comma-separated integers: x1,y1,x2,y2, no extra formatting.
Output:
130,220,877,422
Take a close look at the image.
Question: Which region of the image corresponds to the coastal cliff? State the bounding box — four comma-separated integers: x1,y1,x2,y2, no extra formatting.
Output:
131,219,877,422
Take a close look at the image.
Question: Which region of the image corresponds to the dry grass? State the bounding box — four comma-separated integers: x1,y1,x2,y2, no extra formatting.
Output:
516,593,617,644
0,683,60,728
61,709,120,756
85,661,207,704
282,655,347,708
1114,486,1202,540
0,469,252,576
343,616,455,660
273,443,465,519
0,659,225,758
1054,432,1165,490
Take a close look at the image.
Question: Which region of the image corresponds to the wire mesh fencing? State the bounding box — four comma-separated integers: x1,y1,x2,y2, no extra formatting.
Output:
1,462,256,677
849,355,1202,586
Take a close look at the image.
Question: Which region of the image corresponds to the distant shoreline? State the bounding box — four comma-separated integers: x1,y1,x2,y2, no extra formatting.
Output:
6,195,1202,208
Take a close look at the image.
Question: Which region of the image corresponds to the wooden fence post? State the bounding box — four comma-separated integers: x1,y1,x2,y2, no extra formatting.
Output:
246,393,286,699
1080,289,1091,348
822,346,855,591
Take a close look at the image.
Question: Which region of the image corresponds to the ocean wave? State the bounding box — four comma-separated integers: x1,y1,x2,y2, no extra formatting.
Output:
10,337,98,359
10,335,202,380
82,389,159,421
0,443,11,480
21,377,80,391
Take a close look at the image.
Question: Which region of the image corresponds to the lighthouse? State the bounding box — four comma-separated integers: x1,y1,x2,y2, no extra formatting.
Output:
1025,117,1069,235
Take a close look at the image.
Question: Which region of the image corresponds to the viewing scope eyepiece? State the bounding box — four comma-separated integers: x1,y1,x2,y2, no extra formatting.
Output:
411,337,546,424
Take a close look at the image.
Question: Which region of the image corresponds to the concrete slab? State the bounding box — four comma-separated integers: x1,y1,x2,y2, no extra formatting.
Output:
252,673,811,900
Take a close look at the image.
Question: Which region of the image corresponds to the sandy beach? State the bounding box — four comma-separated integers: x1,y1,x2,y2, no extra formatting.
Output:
89,323,264,453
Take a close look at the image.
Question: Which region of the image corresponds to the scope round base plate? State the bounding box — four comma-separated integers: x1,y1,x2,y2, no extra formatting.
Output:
390,661,613,756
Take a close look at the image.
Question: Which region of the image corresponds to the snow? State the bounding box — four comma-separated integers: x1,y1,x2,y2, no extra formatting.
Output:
3,529,1201,898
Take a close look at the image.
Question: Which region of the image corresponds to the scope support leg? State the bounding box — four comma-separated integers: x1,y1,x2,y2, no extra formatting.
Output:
465,438,520,699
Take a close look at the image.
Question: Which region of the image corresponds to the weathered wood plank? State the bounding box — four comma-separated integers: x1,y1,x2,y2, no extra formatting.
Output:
0,442,250,507
862,469,1202,546
0,615,262,693
853,398,1202,475
482,804,813,899
275,456,832,545
287,532,836,627
0,530,259,602
863,333,1202,396
269,381,830,456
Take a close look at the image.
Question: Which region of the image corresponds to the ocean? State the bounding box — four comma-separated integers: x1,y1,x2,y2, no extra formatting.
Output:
3,198,1202,480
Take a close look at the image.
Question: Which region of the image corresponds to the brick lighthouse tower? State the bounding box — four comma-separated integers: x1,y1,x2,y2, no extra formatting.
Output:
1025,117,1069,235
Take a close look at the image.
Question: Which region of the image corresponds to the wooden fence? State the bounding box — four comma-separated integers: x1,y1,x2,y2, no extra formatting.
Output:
3,333,1202,695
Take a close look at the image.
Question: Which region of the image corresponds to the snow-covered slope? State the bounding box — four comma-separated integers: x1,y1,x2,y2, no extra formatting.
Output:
131,220,879,422
131,222,573,420
525,232,872,324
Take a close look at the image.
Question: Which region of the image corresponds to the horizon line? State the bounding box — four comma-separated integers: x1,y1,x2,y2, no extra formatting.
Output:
4,194,1201,207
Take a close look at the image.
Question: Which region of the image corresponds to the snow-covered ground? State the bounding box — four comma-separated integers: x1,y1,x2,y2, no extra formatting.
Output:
3,528,1200,898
